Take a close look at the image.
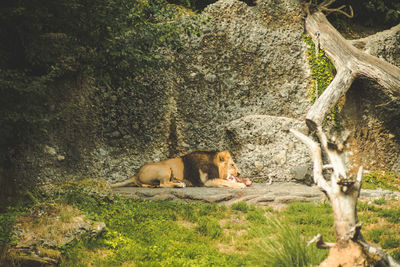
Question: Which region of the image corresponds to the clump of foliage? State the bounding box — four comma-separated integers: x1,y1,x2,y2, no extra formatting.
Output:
362,170,400,191
304,35,336,104
304,35,340,123
0,0,184,135
231,201,252,213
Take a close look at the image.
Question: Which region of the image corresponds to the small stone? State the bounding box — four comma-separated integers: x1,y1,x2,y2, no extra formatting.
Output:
182,142,190,148
273,150,287,165
56,155,65,161
44,145,57,156
247,144,255,151
254,161,264,171
204,73,217,83
111,131,121,138
292,165,309,180
99,148,107,156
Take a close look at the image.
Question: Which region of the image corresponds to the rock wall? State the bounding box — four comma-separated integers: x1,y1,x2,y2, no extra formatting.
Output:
12,0,400,186
341,24,400,173
17,0,313,185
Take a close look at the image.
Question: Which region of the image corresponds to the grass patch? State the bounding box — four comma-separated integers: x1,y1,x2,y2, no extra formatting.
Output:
359,198,400,262
374,197,387,205
231,201,250,213
362,170,400,191
247,217,327,267
365,228,387,243
1,181,400,266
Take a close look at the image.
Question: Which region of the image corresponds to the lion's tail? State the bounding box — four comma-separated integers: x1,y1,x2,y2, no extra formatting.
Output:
110,174,140,188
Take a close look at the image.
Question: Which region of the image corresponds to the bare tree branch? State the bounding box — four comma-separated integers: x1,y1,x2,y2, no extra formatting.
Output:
289,129,332,196
307,232,336,249
320,5,354,18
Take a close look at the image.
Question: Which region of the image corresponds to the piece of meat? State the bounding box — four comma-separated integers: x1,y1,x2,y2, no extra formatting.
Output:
226,174,252,186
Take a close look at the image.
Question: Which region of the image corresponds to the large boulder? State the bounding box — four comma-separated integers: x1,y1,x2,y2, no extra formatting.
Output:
225,115,311,183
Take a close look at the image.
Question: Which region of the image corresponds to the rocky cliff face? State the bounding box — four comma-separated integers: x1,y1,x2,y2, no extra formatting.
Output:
12,0,400,186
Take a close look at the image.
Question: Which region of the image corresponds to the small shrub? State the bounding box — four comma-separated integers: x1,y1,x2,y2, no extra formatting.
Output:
374,197,387,205
246,210,267,224
231,201,249,213
196,218,222,239
249,218,327,267
181,205,199,222
357,201,382,212
199,203,218,216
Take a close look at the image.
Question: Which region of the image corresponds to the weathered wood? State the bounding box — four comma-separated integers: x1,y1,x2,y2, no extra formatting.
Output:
290,128,359,239
289,129,331,196
289,1,400,265
305,11,400,127
290,127,399,266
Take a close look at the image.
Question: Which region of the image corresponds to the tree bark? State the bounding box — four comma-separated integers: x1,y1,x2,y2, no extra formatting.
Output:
291,127,399,266
304,11,400,129
290,7,400,266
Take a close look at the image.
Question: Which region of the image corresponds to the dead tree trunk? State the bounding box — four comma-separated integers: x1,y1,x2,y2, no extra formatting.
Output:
289,2,400,266
304,10,400,130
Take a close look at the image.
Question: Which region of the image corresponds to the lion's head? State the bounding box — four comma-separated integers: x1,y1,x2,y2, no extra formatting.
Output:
216,151,240,179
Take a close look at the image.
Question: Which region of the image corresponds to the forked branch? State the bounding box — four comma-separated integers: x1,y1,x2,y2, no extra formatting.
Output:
320,4,353,18
303,7,400,127
304,0,354,18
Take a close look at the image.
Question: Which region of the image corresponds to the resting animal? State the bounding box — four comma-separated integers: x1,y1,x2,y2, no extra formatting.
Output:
111,150,250,189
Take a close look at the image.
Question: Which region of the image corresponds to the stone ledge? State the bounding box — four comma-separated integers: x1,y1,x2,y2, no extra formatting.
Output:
113,182,400,207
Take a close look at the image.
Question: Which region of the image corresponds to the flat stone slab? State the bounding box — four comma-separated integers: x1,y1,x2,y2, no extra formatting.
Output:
113,182,400,206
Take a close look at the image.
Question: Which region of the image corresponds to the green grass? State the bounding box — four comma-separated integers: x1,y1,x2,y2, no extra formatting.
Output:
362,170,400,191
1,180,400,266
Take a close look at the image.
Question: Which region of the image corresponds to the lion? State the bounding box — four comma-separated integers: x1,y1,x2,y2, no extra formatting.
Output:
111,150,247,189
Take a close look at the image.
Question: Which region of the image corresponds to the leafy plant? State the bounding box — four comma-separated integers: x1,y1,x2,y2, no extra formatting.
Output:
196,217,223,239
303,35,340,124
378,208,400,224
374,197,387,205
391,250,400,262
327,0,400,29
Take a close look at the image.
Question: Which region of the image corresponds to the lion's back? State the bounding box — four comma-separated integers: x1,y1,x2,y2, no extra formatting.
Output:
181,151,220,186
